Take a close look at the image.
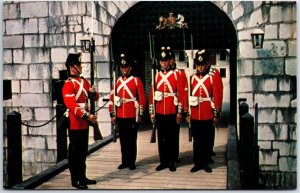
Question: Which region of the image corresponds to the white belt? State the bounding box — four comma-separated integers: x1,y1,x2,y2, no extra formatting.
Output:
122,97,136,103
77,103,87,109
163,92,176,97
198,97,211,102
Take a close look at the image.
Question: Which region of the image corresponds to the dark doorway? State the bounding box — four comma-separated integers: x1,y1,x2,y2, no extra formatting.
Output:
111,1,237,126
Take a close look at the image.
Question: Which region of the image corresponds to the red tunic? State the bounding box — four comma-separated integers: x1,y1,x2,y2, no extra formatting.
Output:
189,68,223,120
149,70,185,115
109,76,146,119
174,68,188,113
62,76,100,130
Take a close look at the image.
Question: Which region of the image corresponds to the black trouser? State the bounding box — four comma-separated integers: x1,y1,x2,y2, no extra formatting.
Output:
117,118,138,166
191,119,214,166
175,123,180,160
156,113,179,165
68,128,89,183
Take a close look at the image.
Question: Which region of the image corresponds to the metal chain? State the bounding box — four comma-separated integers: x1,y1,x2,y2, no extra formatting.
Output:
21,100,109,128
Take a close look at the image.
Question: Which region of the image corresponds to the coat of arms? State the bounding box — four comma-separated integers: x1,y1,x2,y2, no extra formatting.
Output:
156,12,188,30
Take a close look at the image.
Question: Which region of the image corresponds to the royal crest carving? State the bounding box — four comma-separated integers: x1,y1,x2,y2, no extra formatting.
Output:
156,12,188,30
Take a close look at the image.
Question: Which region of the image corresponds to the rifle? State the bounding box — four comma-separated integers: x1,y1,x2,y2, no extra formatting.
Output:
89,37,103,141
149,32,157,143
187,34,194,142
110,38,118,143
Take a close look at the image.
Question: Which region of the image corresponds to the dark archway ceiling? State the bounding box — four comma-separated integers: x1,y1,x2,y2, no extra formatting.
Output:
112,1,237,56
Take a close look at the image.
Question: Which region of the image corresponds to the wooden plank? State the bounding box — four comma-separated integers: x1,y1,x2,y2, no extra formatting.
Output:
36,126,228,190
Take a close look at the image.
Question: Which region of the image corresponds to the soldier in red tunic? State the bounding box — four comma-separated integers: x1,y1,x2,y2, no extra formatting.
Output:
166,46,188,163
186,50,223,173
62,53,99,189
109,53,146,170
149,46,184,172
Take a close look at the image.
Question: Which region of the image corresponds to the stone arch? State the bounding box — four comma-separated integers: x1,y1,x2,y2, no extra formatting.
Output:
111,1,237,126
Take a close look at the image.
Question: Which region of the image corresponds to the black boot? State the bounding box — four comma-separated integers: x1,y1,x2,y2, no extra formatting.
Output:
84,177,97,185
156,163,168,171
169,162,176,172
72,181,88,189
203,164,212,173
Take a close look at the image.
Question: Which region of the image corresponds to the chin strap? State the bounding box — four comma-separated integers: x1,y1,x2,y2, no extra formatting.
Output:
72,65,82,75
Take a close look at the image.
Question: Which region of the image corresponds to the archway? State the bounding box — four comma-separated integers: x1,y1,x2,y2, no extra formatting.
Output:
111,1,237,127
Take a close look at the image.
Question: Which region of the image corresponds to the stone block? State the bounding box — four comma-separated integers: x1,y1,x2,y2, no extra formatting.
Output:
114,1,130,14
264,25,278,39
248,8,263,28
43,80,50,93
259,165,278,171
3,49,12,64
277,108,297,123
279,23,296,39
238,60,253,76
38,18,49,33
278,157,297,172
285,58,297,76
24,35,44,48
254,58,284,76
237,77,253,92
101,1,118,18
98,122,112,137
28,123,53,136
23,136,46,150
259,150,278,165
255,94,277,108
273,141,296,156
11,64,29,80
45,33,75,47
263,41,287,57
18,107,34,121
270,6,283,23
98,79,111,93
98,108,110,122
51,48,68,63
34,108,53,121
19,93,51,107
282,4,296,22
238,29,253,41
14,48,50,64
279,78,291,91
97,62,110,79
35,150,56,162
12,80,20,93
287,40,296,57
274,124,288,140
3,3,20,19
5,20,22,35
255,78,277,92
258,109,276,123
29,64,50,79
258,124,275,140
3,35,23,49
21,80,44,93
289,124,297,140
258,141,271,149
23,18,38,34
232,3,243,21
23,149,35,162
46,136,57,150
49,1,87,16
21,2,48,18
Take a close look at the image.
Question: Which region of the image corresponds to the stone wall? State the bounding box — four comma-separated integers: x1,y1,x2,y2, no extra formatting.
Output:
216,1,297,189
2,1,136,184
2,1,296,189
